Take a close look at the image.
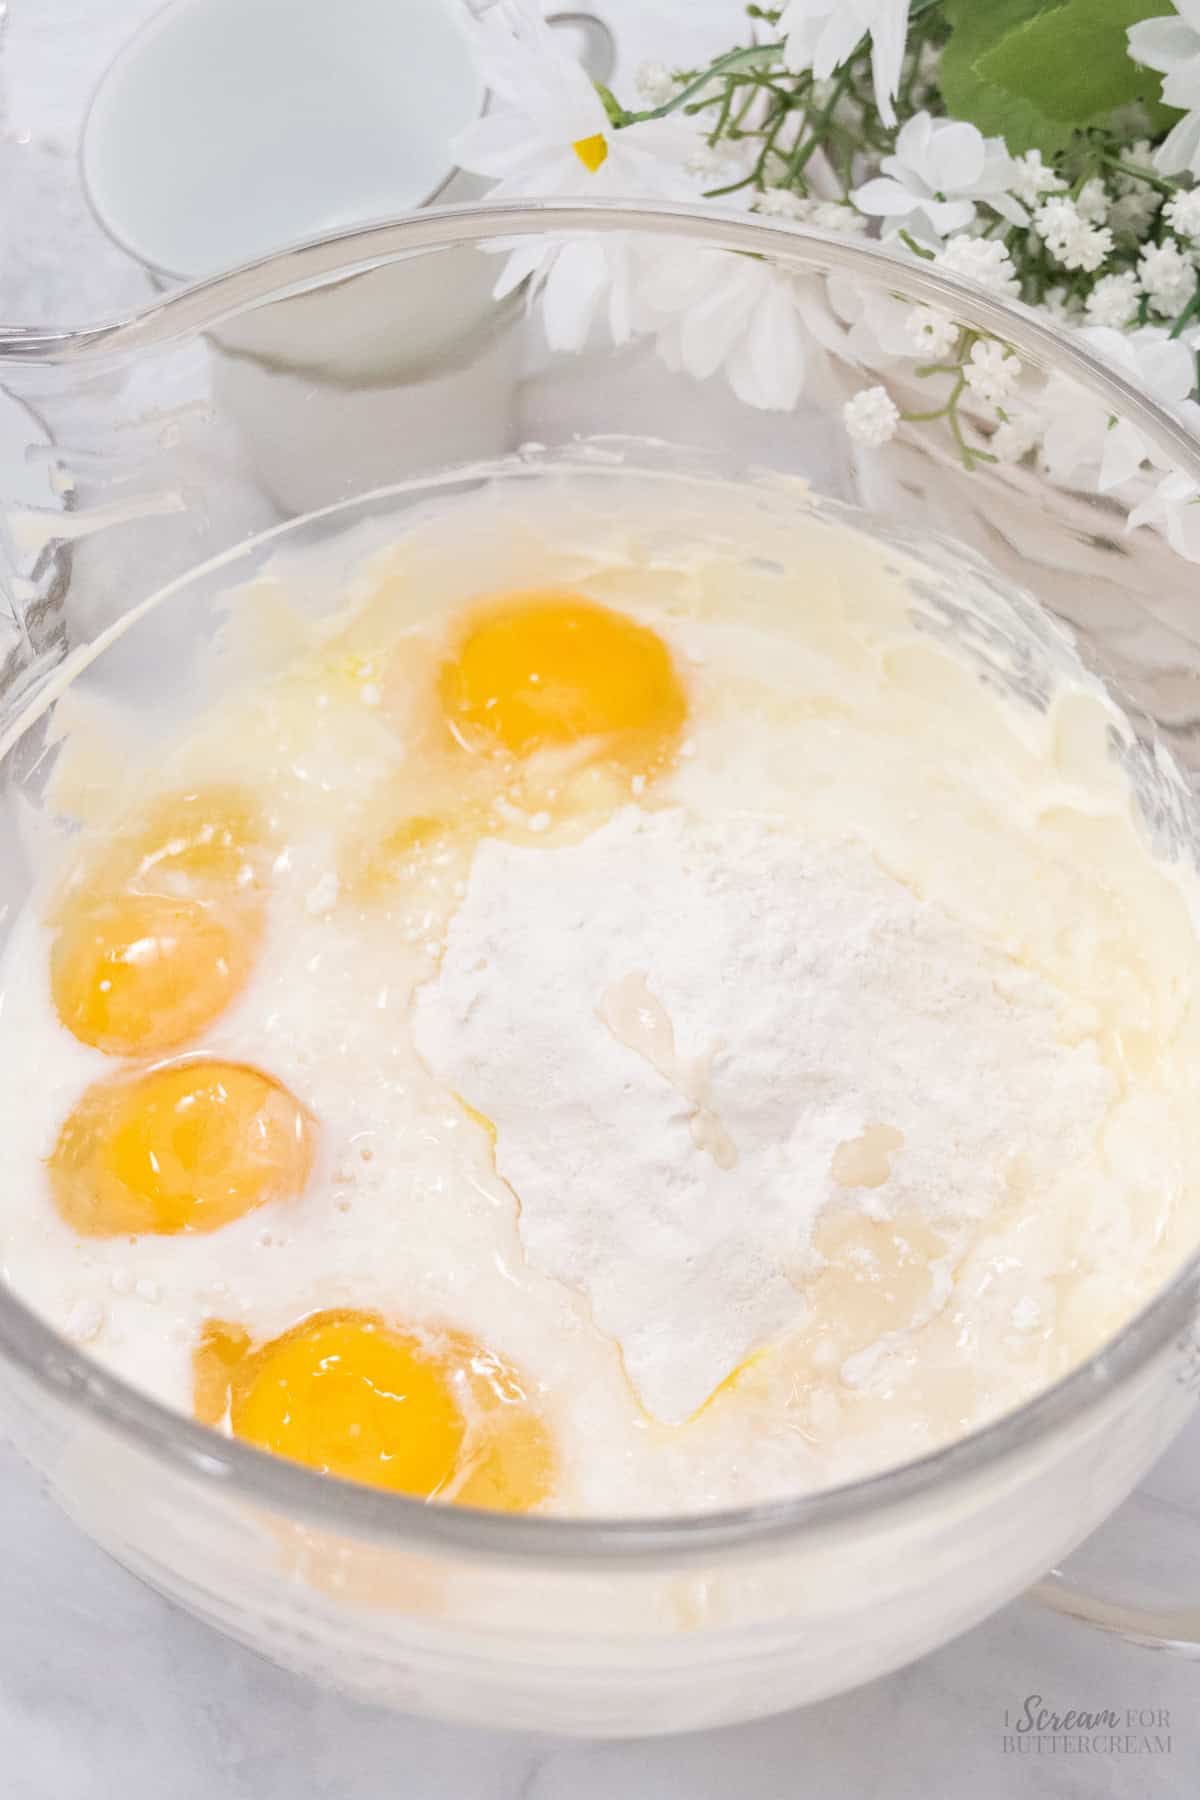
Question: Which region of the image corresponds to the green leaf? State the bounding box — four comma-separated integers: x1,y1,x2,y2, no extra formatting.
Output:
940,0,1176,156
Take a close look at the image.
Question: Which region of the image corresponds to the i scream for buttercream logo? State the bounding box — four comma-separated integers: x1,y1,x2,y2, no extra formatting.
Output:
1001,1695,1172,1756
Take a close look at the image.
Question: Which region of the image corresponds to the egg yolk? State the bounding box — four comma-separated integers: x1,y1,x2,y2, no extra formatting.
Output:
438,591,687,759
103,785,267,892
194,1310,555,1510
49,1060,313,1236
50,892,260,1056
50,788,268,1055
347,812,458,898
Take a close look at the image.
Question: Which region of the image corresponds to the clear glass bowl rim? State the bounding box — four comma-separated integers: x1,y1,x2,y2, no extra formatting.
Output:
2,197,1199,1567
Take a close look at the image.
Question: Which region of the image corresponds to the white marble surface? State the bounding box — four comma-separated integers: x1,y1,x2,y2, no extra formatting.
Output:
3,1423,1199,1798
2,1,1199,1791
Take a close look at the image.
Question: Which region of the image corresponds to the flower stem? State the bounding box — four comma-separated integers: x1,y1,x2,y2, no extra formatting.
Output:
1169,281,1200,340
615,44,785,127
898,229,935,261
1100,153,1177,196
942,375,996,468
707,79,736,147
781,60,858,188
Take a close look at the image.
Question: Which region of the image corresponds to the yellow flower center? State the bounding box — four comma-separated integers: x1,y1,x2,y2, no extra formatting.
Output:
572,133,608,173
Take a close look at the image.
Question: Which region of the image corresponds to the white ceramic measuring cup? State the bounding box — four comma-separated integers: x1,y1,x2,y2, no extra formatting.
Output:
82,0,614,282
81,0,615,509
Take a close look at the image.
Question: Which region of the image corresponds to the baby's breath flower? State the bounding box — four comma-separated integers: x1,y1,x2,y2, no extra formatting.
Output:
752,188,811,219
809,201,870,235
1165,187,1200,240
751,191,869,234
1043,284,1083,322
934,235,1020,298
1109,139,1164,237
915,41,942,85
1008,149,1066,208
1084,270,1142,328
962,340,1021,409
1034,196,1114,272
1138,237,1198,315
1115,140,1160,191
991,414,1040,464
448,0,1200,474
905,304,959,357
1075,177,1111,224
843,385,901,446
1109,187,1163,238
635,61,679,106
686,141,739,180
831,95,866,132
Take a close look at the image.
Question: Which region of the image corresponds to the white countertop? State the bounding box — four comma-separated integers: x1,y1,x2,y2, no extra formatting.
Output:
4,1424,1199,1798
1,2,1198,1792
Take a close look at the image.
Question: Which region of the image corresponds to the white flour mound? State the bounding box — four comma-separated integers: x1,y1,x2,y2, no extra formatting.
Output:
413,807,1115,1422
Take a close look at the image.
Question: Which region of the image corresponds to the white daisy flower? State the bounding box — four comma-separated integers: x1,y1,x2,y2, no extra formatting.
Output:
518,234,646,352
641,249,838,412
843,385,901,445
827,275,921,362
1128,2,1200,177
1129,469,1200,560
455,2,696,204
453,0,698,341
779,0,911,128
1041,325,1200,490
853,112,1027,245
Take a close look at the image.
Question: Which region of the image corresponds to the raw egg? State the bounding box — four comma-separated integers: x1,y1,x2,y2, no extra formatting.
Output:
49,1060,313,1236
347,811,460,899
50,788,269,1055
50,892,260,1057
103,784,268,892
438,590,687,761
194,1309,556,1510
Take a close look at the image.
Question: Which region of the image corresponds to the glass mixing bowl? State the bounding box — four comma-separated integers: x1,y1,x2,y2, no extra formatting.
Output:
2,204,1200,1735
